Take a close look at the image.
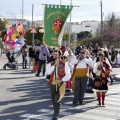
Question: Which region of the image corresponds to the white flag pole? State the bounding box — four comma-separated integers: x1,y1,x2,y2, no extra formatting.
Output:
60,0,62,5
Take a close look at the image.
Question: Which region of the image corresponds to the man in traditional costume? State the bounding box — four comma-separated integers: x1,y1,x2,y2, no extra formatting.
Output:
46,50,71,120
71,48,93,105
93,53,111,106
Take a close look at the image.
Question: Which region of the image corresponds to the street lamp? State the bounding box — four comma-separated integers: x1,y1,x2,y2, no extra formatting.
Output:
22,0,24,24
68,0,72,48
100,0,103,47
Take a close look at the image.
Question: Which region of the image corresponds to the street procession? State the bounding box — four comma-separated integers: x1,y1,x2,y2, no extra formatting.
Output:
0,0,120,120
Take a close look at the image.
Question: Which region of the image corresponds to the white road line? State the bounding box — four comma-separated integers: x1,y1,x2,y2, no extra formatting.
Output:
38,107,120,118
72,113,116,120
20,114,52,120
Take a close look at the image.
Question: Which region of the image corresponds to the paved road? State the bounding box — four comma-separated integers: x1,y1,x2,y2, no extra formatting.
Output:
0,54,120,120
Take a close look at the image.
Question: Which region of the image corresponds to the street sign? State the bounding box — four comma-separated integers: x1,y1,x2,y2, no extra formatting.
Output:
30,27,37,34
39,29,44,33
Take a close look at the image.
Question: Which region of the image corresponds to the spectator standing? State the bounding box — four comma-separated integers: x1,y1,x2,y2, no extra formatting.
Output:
111,45,116,64
21,45,28,69
28,44,35,69
35,43,51,77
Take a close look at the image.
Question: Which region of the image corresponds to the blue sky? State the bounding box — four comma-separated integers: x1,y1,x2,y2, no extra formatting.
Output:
0,0,120,22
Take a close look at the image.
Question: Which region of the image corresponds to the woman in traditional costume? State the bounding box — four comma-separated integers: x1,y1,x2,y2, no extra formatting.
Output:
65,49,74,91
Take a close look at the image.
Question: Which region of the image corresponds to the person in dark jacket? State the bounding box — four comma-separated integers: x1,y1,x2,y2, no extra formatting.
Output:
10,53,15,63
75,43,82,56
111,46,116,64
34,50,39,62
28,44,35,69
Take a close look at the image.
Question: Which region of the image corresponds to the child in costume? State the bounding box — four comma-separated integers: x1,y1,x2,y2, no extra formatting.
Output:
93,53,111,106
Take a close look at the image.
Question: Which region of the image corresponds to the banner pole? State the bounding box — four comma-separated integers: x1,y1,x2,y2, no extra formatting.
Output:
41,4,80,7
68,0,72,48
32,33,34,44
60,0,62,5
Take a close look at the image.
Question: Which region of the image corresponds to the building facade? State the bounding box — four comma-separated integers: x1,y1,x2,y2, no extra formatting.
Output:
72,21,100,35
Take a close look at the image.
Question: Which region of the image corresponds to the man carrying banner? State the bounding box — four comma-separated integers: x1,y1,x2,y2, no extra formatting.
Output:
43,4,73,120
46,50,71,120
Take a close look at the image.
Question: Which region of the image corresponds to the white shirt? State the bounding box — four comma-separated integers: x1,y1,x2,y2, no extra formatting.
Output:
93,61,106,76
71,56,93,68
46,62,71,82
93,57,112,70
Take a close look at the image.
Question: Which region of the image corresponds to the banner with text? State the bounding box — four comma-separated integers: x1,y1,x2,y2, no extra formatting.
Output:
43,5,73,47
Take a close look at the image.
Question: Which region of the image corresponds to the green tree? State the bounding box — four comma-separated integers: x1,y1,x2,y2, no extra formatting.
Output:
0,18,8,31
24,27,43,45
35,27,44,45
24,29,32,45
77,31,92,40
0,30,6,39
62,32,69,41
109,13,116,27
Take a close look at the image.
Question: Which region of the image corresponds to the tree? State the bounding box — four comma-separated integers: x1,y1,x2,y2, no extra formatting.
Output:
0,18,8,31
62,32,69,41
95,12,120,46
104,27,120,42
24,27,43,45
77,31,92,40
0,18,8,40
109,13,116,27
0,30,6,39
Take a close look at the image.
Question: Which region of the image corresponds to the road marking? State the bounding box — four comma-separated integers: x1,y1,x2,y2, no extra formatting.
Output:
72,113,116,120
20,114,52,120
38,109,73,116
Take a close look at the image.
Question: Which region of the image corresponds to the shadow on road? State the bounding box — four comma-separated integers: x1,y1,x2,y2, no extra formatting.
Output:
0,76,98,120
0,78,53,119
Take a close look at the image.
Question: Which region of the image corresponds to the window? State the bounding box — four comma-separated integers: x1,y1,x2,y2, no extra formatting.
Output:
85,26,91,27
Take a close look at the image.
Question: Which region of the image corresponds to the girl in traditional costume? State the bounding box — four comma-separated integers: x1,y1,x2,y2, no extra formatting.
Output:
93,53,111,106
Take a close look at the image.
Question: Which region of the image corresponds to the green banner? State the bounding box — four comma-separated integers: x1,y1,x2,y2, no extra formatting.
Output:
43,5,73,47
